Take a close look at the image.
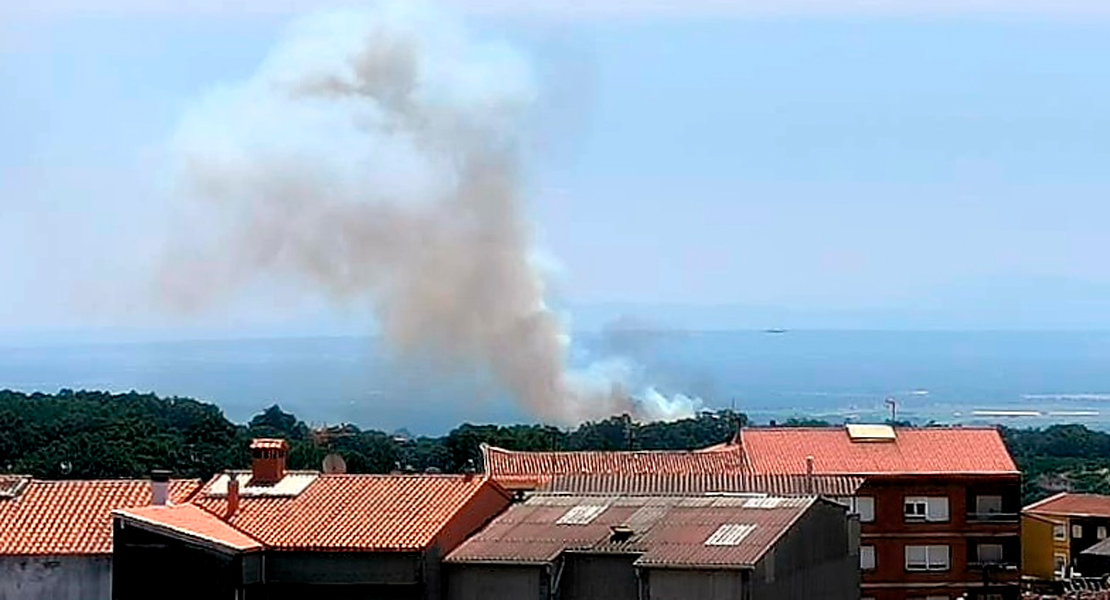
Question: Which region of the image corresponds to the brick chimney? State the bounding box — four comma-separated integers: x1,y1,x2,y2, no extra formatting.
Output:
224,473,240,519
150,469,171,506
250,438,289,485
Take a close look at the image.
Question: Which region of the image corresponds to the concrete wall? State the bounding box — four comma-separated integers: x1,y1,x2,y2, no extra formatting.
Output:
561,554,638,600
445,563,542,600
0,555,111,600
751,499,859,600
642,569,744,600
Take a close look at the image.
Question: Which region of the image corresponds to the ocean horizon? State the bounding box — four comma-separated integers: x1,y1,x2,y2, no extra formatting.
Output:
3,329,1110,435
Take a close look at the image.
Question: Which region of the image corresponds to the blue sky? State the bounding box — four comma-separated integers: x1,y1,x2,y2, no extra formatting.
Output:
3,1,1110,337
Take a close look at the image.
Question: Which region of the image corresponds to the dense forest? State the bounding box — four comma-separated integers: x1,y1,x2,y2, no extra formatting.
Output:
1,389,1107,503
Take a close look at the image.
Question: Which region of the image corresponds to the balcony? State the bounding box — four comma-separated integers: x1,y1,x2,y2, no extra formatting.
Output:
967,512,1020,523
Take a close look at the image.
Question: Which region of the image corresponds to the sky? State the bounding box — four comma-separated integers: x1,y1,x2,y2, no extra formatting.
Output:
4,0,1110,338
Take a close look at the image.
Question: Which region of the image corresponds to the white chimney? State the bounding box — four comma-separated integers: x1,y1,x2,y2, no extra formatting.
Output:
151,469,171,506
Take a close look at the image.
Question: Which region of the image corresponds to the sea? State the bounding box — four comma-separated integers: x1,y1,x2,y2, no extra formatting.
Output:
3,330,1110,435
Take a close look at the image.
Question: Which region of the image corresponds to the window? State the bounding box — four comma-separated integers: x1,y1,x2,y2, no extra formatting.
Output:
975,495,1003,514
904,496,949,522
1054,553,1068,577
1099,526,1107,540
1073,524,1084,539
834,496,875,523
857,496,875,522
977,543,1003,564
905,545,950,571
860,545,876,570
1054,524,1067,540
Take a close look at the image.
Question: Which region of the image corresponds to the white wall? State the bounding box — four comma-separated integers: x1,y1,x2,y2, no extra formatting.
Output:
0,555,111,600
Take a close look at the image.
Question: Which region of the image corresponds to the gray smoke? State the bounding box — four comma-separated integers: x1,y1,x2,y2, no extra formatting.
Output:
160,2,702,424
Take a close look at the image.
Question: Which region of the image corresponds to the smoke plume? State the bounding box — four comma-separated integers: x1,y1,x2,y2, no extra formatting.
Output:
160,2,703,424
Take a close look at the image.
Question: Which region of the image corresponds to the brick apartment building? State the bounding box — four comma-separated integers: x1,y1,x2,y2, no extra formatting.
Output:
485,423,1021,600
740,425,1022,600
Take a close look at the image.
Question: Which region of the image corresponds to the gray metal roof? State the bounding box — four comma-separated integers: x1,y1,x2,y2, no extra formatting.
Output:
446,493,823,569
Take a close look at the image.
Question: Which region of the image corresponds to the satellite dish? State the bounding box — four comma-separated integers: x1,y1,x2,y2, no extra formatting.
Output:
322,453,347,475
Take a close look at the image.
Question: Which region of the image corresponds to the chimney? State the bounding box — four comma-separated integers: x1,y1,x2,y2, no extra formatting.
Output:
225,474,240,519
150,469,171,506
250,438,289,485
805,456,815,495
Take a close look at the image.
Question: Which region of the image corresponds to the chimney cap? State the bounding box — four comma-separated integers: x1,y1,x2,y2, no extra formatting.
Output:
150,469,172,482
250,438,288,451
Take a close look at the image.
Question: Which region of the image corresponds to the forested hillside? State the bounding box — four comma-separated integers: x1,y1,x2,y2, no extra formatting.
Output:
2,389,1107,503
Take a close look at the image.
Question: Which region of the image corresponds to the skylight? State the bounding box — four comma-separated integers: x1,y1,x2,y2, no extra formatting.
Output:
557,504,608,525
705,524,756,546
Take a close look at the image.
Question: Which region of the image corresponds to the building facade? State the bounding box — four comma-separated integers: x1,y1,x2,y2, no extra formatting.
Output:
741,425,1022,600
112,439,513,600
1022,492,1110,581
0,474,200,600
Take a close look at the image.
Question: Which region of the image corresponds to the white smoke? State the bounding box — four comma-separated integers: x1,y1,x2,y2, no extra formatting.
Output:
160,1,702,424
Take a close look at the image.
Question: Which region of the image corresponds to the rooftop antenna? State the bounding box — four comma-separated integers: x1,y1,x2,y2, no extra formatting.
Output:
885,397,897,423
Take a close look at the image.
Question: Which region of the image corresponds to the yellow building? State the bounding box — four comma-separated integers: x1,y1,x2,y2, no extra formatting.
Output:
1023,492,1110,581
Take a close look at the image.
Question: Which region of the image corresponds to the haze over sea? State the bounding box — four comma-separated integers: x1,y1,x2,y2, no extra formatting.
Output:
4,329,1110,435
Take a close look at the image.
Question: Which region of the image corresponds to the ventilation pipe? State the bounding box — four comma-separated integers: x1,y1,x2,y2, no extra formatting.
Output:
225,474,240,519
805,456,815,495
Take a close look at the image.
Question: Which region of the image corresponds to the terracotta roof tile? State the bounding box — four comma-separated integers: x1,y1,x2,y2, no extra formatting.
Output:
0,479,201,555
115,504,263,552
740,427,1018,475
542,473,863,497
483,444,747,490
193,474,511,552
446,494,817,568
1026,493,1110,518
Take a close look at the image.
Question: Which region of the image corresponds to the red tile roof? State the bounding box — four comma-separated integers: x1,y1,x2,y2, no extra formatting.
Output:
193,474,511,552
1025,493,1110,518
446,494,817,568
115,504,263,552
542,473,863,497
0,479,201,555
483,443,747,490
740,427,1018,475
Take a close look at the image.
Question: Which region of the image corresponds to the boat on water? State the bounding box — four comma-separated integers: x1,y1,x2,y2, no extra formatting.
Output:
764,328,788,334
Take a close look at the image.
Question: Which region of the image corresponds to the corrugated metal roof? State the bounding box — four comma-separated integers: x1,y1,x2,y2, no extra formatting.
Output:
741,427,1018,475
0,479,201,555
192,474,511,552
483,444,747,490
541,473,863,497
446,493,819,569
1026,493,1110,518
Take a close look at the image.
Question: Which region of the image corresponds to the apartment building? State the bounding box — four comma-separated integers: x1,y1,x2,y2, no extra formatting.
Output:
740,424,1022,600
1022,492,1110,580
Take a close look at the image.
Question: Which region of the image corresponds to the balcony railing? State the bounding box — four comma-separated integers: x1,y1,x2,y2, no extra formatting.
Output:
967,512,1020,523
968,561,1019,571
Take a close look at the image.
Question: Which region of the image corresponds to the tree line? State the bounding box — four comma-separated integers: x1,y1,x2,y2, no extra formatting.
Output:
1,389,1106,502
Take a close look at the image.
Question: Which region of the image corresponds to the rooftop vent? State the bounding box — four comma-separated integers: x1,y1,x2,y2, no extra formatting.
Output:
609,524,635,543
846,424,896,443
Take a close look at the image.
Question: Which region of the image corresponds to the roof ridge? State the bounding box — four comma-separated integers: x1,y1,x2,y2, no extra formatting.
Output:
486,445,735,455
